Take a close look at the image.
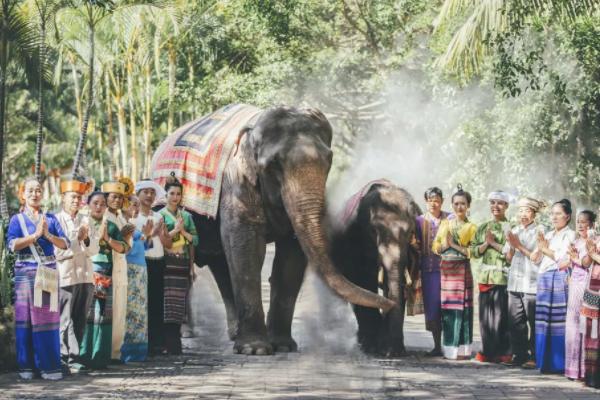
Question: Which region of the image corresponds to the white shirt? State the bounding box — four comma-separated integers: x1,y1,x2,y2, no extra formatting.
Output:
54,210,100,287
504,223,540,294
133,210,164,259
538,226,576,274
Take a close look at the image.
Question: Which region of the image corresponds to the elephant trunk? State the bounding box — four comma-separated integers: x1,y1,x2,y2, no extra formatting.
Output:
281,169,395,312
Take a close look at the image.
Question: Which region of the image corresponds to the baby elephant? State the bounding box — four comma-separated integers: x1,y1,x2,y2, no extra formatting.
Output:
329,180,421,356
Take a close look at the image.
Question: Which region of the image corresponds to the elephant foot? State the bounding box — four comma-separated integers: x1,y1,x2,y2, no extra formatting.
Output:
234,337,273,355
227,319,239,340
270,336,298,353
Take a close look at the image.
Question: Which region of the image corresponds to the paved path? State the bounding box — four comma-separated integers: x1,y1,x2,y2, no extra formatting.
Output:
1,246,598,399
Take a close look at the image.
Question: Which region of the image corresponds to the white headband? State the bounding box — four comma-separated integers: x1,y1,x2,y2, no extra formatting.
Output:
488,191,513,204
135,180,166,199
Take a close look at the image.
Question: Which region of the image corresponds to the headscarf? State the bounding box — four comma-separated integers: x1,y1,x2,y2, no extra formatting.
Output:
487,190,515,204
134,179,166,199
517,197,546,213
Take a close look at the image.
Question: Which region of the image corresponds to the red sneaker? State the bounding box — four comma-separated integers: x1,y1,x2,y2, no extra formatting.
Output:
496,354,512,364
475,352,489,362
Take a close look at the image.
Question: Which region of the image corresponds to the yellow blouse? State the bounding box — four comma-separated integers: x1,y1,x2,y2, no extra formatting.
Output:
432,218,477,259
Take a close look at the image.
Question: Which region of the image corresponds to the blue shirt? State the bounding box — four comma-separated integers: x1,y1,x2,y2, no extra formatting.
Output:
126,230,148,266
6,211,68,260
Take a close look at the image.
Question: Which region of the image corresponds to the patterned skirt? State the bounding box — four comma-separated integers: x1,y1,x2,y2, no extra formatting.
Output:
14,263,61,377
440,259,473,360
164,253,190,324
121,263,148,363
536,269,568,373
80,263,113,369
565,266,588,379
581,267,600,388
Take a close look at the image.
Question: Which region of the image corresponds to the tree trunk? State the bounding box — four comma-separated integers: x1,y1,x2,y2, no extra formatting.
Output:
127,58,138,180
69,54,83,131
167,42,175,134
116,94,128,177
34,20,46,181
105,69,115,179
72,14,95,178
143,64,152,177
0,0,9,202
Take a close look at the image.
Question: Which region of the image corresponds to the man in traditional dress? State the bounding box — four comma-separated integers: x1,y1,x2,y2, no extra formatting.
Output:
503,197,545,368
470,190,512,363
415,187,450,356
133,179,171,355
55,178,99,372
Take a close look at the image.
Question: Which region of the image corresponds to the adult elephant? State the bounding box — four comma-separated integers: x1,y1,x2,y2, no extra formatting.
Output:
154,105,394,355
329,180,421,356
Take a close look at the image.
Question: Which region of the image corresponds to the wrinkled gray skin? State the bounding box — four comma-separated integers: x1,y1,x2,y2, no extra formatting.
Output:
329,183,421,356
191,106,394,356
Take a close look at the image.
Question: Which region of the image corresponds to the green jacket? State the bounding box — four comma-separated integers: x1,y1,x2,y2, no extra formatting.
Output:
469,219,511,285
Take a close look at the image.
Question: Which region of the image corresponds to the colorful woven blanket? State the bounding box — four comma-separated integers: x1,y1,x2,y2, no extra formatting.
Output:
339,179,392,227
151,104,263,217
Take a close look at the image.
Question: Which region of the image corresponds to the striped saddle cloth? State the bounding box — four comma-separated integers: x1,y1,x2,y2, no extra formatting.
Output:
151,104,263,218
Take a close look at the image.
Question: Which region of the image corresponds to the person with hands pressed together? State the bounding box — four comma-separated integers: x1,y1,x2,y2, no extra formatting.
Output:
581,230,600,388
159,173,198,355
6,177,69,380
80,186,130,369
120,195,154,362
503,197,545,369
415,187,450,356
54,178,99,373
531,199,576,374
432,185,477,360
470,191,512,364
564,210,595,380
133,179,172,355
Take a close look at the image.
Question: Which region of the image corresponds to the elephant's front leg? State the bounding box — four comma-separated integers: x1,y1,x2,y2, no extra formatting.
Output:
380,243,406,357
221,218,271,355
267,237,306,352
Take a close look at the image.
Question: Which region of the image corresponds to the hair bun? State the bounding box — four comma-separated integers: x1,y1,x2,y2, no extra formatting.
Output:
166,171,180,184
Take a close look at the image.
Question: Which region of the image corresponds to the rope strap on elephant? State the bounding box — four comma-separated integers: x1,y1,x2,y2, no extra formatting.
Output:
151,104,263,217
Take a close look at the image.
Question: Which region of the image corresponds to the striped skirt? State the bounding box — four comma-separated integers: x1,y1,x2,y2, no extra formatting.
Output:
536,269,568,373
164,253,190,324
440,259,473,360
80,264,113,369
565,266,588,379
14,264,61,377
582,267,600,388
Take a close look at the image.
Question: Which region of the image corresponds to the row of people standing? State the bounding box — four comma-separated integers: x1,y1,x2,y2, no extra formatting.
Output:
415,185,600,388
6,173,198,380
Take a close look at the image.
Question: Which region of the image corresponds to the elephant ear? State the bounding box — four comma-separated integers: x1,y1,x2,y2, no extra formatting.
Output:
226,128,259,187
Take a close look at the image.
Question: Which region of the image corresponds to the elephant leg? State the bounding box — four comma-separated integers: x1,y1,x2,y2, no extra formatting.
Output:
351,263,382,354
267,237,306,353
221,221,271,355
207,255,238,340
380,245,406,357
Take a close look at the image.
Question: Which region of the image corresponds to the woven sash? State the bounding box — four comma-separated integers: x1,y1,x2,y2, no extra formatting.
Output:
17,214,59,312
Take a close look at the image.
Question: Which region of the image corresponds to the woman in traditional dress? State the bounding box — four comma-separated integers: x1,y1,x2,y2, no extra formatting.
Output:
120,195,153,362
582,231,600,387
432,185,477,360
415,187,450,356
564,210,594,380
6,178,69,380
532,199,576,374
80,189,129,369
159,173,198,355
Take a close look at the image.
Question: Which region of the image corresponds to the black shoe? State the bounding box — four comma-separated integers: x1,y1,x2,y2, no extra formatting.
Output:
501,356,526,367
